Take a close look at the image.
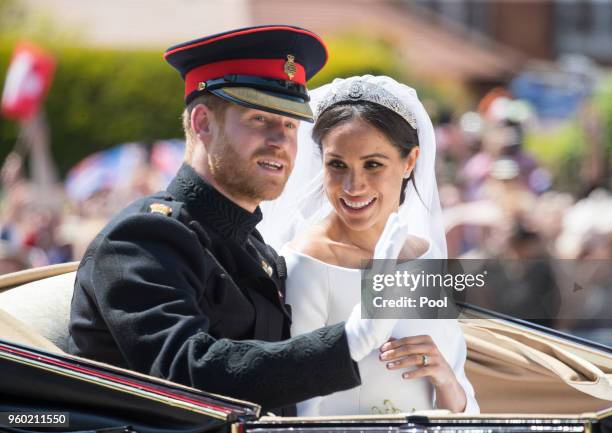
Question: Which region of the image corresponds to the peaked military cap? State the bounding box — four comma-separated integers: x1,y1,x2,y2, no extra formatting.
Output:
164,25,328,122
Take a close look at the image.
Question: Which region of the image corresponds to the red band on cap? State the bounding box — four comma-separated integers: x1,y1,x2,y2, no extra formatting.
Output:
184,58,306,98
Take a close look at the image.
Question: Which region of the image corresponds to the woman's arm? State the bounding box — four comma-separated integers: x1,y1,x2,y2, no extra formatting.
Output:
284,250,330,336
444,321,479,414
283,249,331,416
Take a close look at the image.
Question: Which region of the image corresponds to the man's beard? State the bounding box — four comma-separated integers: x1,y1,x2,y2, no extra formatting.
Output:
208,132,291,203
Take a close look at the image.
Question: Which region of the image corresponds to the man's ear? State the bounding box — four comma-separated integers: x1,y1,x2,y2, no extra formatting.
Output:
191,103,216,150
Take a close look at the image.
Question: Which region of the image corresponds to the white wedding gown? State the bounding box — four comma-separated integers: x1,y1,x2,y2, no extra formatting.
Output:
282,245,480,416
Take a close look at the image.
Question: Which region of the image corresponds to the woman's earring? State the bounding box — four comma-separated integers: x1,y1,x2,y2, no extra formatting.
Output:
403,171,411,179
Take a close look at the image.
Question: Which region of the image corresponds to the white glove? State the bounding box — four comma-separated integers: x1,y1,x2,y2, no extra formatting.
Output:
344,303,397,362
345,213,410,361
373,212,411,260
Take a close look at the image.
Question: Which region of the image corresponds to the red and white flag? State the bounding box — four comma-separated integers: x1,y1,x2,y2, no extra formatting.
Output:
1,41,56,121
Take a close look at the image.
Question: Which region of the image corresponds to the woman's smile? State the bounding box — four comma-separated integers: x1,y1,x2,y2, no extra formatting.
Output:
339,196,377,213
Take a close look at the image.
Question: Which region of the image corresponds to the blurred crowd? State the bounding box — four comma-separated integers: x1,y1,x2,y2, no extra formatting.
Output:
429,95,612,343
436,110,612,263
0,137,182,274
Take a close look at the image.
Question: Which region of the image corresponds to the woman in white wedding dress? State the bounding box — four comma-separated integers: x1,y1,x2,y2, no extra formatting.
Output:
259,76,478,415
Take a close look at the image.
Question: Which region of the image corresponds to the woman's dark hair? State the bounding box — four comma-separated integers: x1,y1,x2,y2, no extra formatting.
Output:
312,101,419,205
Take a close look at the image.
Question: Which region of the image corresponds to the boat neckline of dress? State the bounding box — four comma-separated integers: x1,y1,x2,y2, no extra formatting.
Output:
282,240,432,272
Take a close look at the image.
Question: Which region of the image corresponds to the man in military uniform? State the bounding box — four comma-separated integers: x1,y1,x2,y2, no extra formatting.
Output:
69,26,395,415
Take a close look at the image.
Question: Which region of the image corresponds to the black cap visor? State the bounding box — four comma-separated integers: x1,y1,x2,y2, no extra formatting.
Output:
185,74,314,122
209,87,314,122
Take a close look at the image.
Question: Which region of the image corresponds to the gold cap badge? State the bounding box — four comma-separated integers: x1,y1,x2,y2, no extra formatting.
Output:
197,81,207,91
149,203,172,216
284,54,296,81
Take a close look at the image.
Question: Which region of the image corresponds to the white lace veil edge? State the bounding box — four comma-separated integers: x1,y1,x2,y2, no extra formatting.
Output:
258,75,447,259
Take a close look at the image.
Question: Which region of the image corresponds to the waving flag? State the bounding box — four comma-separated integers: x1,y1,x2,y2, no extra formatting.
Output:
65,143,147,202
1,41,56,121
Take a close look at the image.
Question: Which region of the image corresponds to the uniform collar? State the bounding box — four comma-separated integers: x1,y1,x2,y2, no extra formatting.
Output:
168,163,262,242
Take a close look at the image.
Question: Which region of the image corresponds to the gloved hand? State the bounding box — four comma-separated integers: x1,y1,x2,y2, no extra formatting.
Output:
344,303,397,362
373,212,410,260
344,212,411,362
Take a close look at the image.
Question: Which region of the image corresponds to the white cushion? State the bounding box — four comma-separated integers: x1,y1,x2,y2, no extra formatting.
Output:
0,271,76,351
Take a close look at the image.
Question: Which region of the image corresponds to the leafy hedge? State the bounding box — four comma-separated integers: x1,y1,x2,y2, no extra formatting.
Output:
1,41,185,175
524,122,584,192
1,33,458,177
524,72,612,193
593,74,612,174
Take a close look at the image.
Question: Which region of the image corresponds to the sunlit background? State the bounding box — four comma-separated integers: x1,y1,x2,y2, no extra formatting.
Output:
1,0,611,343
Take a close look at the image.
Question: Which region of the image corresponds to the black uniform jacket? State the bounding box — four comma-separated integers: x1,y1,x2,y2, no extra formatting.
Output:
68,164,360,414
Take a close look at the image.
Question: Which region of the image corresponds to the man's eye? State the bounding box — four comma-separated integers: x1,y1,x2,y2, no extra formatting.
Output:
285,121,297,130
253,115,266,122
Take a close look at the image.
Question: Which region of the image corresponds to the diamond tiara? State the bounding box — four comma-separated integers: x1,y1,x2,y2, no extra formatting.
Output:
315,80,418,130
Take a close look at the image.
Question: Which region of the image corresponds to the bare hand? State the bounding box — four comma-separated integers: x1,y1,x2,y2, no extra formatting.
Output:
379,335,455,387
379,335,467,412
